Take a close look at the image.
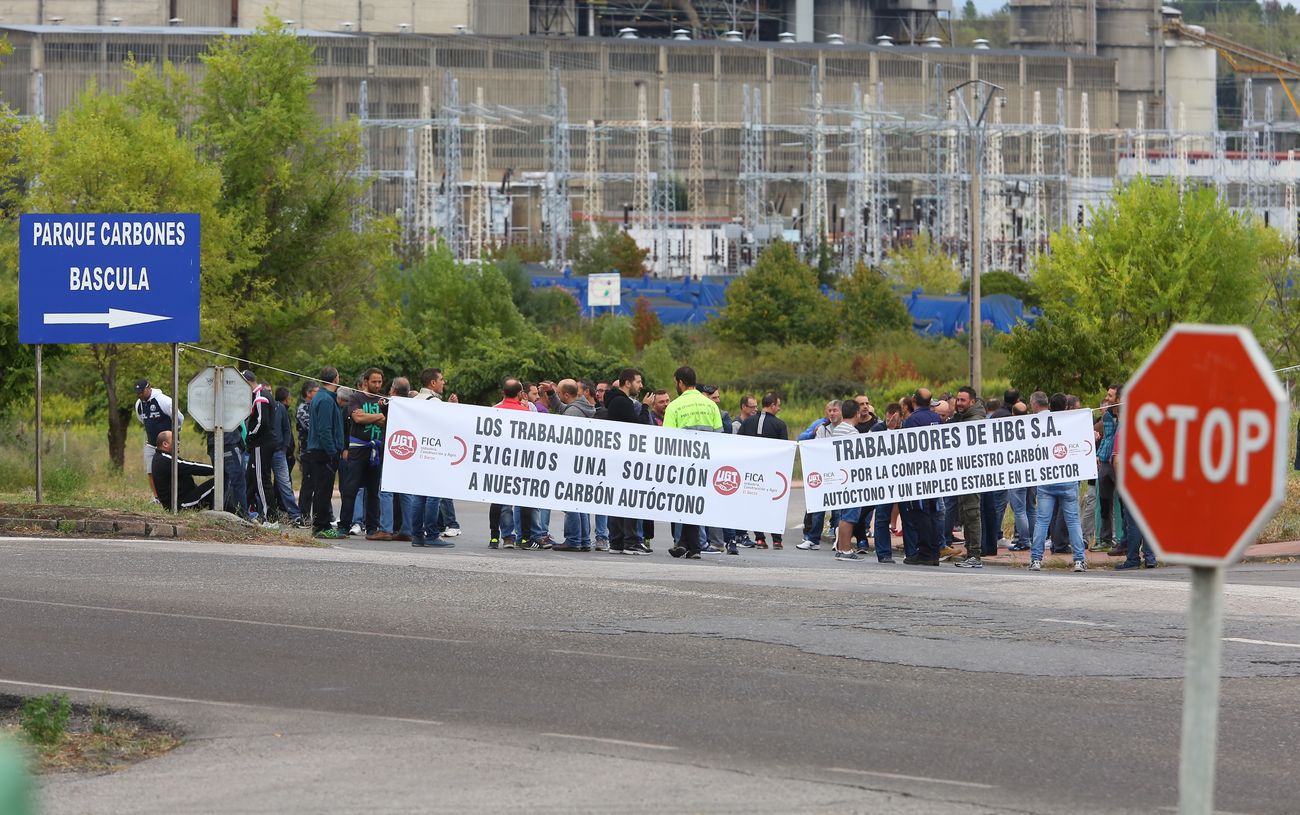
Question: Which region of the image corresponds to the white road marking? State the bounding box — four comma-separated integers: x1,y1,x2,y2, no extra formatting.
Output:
0,677,443,726
0,596,470,644
1038,618,1117,628
827,768,995,790
1224,637,1300,649
540,733,678,751
549,649,654,662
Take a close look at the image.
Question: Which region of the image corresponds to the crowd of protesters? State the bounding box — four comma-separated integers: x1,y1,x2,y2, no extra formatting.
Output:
138,362,1153,570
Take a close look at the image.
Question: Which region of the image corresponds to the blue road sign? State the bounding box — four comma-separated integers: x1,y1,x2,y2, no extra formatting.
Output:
18,213,200,344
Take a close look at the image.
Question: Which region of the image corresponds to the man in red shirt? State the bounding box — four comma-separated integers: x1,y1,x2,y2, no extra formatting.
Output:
489,378,543,550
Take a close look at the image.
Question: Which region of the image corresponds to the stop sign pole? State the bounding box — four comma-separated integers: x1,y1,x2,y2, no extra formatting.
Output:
1118,324,1288,815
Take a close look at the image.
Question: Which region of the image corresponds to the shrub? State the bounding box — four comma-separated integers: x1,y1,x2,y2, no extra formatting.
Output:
21,693,72,746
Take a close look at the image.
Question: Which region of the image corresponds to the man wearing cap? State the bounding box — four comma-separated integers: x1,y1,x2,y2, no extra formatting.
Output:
134,378,183,501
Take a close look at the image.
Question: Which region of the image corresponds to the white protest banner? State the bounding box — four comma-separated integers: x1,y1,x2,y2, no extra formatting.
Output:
798,409,1100,512
381,398,797,531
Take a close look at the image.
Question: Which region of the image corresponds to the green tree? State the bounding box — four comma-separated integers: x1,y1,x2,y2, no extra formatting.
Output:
959,269,1040,307
713,241,836,346
883,233,961,294
597,315,635,359
0,40,55,413
449,331,620,405
962,0,979,21
369,243,529,377
20,86,248,470
1004,177,1282,393
572,224,648,277
193,14,394,361
836,263,913,343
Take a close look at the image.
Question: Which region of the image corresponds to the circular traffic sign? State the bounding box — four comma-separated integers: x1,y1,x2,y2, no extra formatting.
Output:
1117,324,1288,566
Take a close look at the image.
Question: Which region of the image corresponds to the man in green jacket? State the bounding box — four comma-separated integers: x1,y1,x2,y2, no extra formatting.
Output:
663,366,722,559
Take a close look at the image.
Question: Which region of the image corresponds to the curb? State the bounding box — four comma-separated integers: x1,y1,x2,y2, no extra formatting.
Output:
0,516,179,538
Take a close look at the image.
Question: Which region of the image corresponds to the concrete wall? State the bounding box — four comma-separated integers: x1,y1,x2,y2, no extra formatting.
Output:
240,1,521,34
0,0,167,25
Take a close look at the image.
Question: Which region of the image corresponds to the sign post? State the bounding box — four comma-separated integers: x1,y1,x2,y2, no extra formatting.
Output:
587,272,621,318
33,345,42,504
187,365,252,515
1117,324,1287,815
18,213,200,510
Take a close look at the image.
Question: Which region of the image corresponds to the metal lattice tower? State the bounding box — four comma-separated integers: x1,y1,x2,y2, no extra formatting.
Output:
1286,150,1297,241
1028,90,1046,257
847,84,865,268
1176,102,1190,193
33,70,44,123
1049,0,1074,49
740,84,765,240
1078,92,1091,186
945,95,965,260
416,85,436,252
927,64,945,245
689,83,705,276
1213,126,1228,203
1244,79,1260,213
354,80,371,231
545,72,572,270
468,86,489,259
585,120,603,227
1134,99,1146,178
1264,87,1277,210
1075,91,1091,230
438,75,463,255
1053,87,1069,232
984,93,1006,271
803,67,828,254
869,81,890,266
402,127,418,248
633,84,652,231
689,83,705,218
651,87,674,275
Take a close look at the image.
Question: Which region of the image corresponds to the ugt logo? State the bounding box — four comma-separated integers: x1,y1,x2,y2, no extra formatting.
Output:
387,430,418,461
713,466,740,496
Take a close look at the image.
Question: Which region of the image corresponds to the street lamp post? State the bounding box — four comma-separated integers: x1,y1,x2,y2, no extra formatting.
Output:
950,79,1002,397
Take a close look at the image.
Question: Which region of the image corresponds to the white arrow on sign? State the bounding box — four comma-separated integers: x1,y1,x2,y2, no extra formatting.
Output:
43,309,173,329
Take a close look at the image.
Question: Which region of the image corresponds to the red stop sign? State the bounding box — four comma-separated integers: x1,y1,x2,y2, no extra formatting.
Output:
1117,325,1288,566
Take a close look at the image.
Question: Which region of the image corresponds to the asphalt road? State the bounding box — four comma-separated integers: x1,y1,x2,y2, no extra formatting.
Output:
1,516,1298,814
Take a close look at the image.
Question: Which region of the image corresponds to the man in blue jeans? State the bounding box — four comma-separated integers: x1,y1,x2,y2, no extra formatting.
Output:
1029,393,1089,572
409,492,451,548
1113,500,1157,569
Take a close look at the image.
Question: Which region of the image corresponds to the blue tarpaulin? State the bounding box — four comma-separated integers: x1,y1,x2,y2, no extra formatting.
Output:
533,271,1037,335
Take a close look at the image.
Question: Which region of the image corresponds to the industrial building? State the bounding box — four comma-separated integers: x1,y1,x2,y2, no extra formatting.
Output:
0,0,1288,277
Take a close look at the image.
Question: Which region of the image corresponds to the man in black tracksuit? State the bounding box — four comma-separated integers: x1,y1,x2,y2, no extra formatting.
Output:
243,369,280,525
152,430,215,511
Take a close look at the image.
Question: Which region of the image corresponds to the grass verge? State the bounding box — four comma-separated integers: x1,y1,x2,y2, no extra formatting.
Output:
0,694,181,774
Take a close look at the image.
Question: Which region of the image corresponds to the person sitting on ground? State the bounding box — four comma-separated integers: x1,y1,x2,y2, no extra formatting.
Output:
151,430,215,512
